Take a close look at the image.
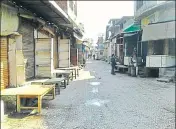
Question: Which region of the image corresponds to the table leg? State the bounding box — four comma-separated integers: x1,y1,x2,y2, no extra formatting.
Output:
71,72,73,80
64,80,66,88
67,75,69,85
53,87,55,99
17,95,21,113
38,96,42,114
77,69,79,77
57,83,61,95
75,69,76,79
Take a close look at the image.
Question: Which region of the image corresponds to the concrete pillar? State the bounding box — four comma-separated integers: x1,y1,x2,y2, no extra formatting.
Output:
1,100,5,122
164,39,169,55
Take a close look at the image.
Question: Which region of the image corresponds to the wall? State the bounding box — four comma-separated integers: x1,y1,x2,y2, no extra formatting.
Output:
55,0,68,13
157,7,175,22
1,3,19,36
147,39,175,56
141,6,175,28
67,1,77,22
123,18,134,30
18,18,35,80
134,1,157,18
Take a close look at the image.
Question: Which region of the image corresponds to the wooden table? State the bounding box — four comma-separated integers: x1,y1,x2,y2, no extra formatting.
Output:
1,84,55,114
54,69,73,84
58,66,79,79
31,78,66,94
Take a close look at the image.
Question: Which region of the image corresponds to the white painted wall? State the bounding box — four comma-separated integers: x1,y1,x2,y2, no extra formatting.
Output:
67,1,77,22
1,100,4,122
134,1,157,18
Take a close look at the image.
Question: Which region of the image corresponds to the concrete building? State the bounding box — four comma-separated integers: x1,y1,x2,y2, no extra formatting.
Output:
102,40,110,62
105,19,120,41
105,17,134,63
134,1,175,80
96,35,105,60
134,1,175,28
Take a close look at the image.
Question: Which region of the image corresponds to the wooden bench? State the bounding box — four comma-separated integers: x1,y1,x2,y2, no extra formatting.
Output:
58,66,79,79
31,78,66,94
1,84,55,114
53,69,73,85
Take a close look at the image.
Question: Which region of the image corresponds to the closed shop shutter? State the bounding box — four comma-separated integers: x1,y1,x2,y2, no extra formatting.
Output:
58,39,70,68
35,38,51,78
18,18,35,80
77,44,83,64
0,37,9,90
70,48,78,66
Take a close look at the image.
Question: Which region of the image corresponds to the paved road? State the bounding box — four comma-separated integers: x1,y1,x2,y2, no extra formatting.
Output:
2,60,175,129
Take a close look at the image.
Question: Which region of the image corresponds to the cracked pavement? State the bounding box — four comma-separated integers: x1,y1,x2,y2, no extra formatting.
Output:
2,60,175,129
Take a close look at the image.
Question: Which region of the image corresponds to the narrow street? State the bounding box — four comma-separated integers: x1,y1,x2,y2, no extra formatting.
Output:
2,60,175,129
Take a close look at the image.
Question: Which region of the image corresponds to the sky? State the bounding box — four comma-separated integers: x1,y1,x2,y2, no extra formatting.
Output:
77,1,134,43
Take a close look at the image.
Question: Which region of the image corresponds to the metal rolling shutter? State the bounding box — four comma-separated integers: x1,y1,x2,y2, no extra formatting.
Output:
58,39,70,68
35,38,51,78
18,18,35,80
70,48,78,66
0,37,9,89
77,44,83,64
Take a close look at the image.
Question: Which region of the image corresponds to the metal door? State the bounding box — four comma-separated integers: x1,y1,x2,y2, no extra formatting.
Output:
0,37,9,90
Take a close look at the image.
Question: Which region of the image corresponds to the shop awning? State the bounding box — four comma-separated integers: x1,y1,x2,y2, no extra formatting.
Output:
14,0,70,24
123,24,140,33
142,21,175,41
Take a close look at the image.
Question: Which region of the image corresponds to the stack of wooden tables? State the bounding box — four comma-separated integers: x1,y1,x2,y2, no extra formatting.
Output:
53,69,73,85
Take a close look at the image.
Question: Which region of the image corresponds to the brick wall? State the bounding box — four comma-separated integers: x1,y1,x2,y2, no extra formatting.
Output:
55,0,68,13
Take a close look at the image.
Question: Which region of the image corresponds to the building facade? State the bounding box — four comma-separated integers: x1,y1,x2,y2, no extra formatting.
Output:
105,17,134,63
134,1,175,79
0,0,83,89
134,1,175,28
